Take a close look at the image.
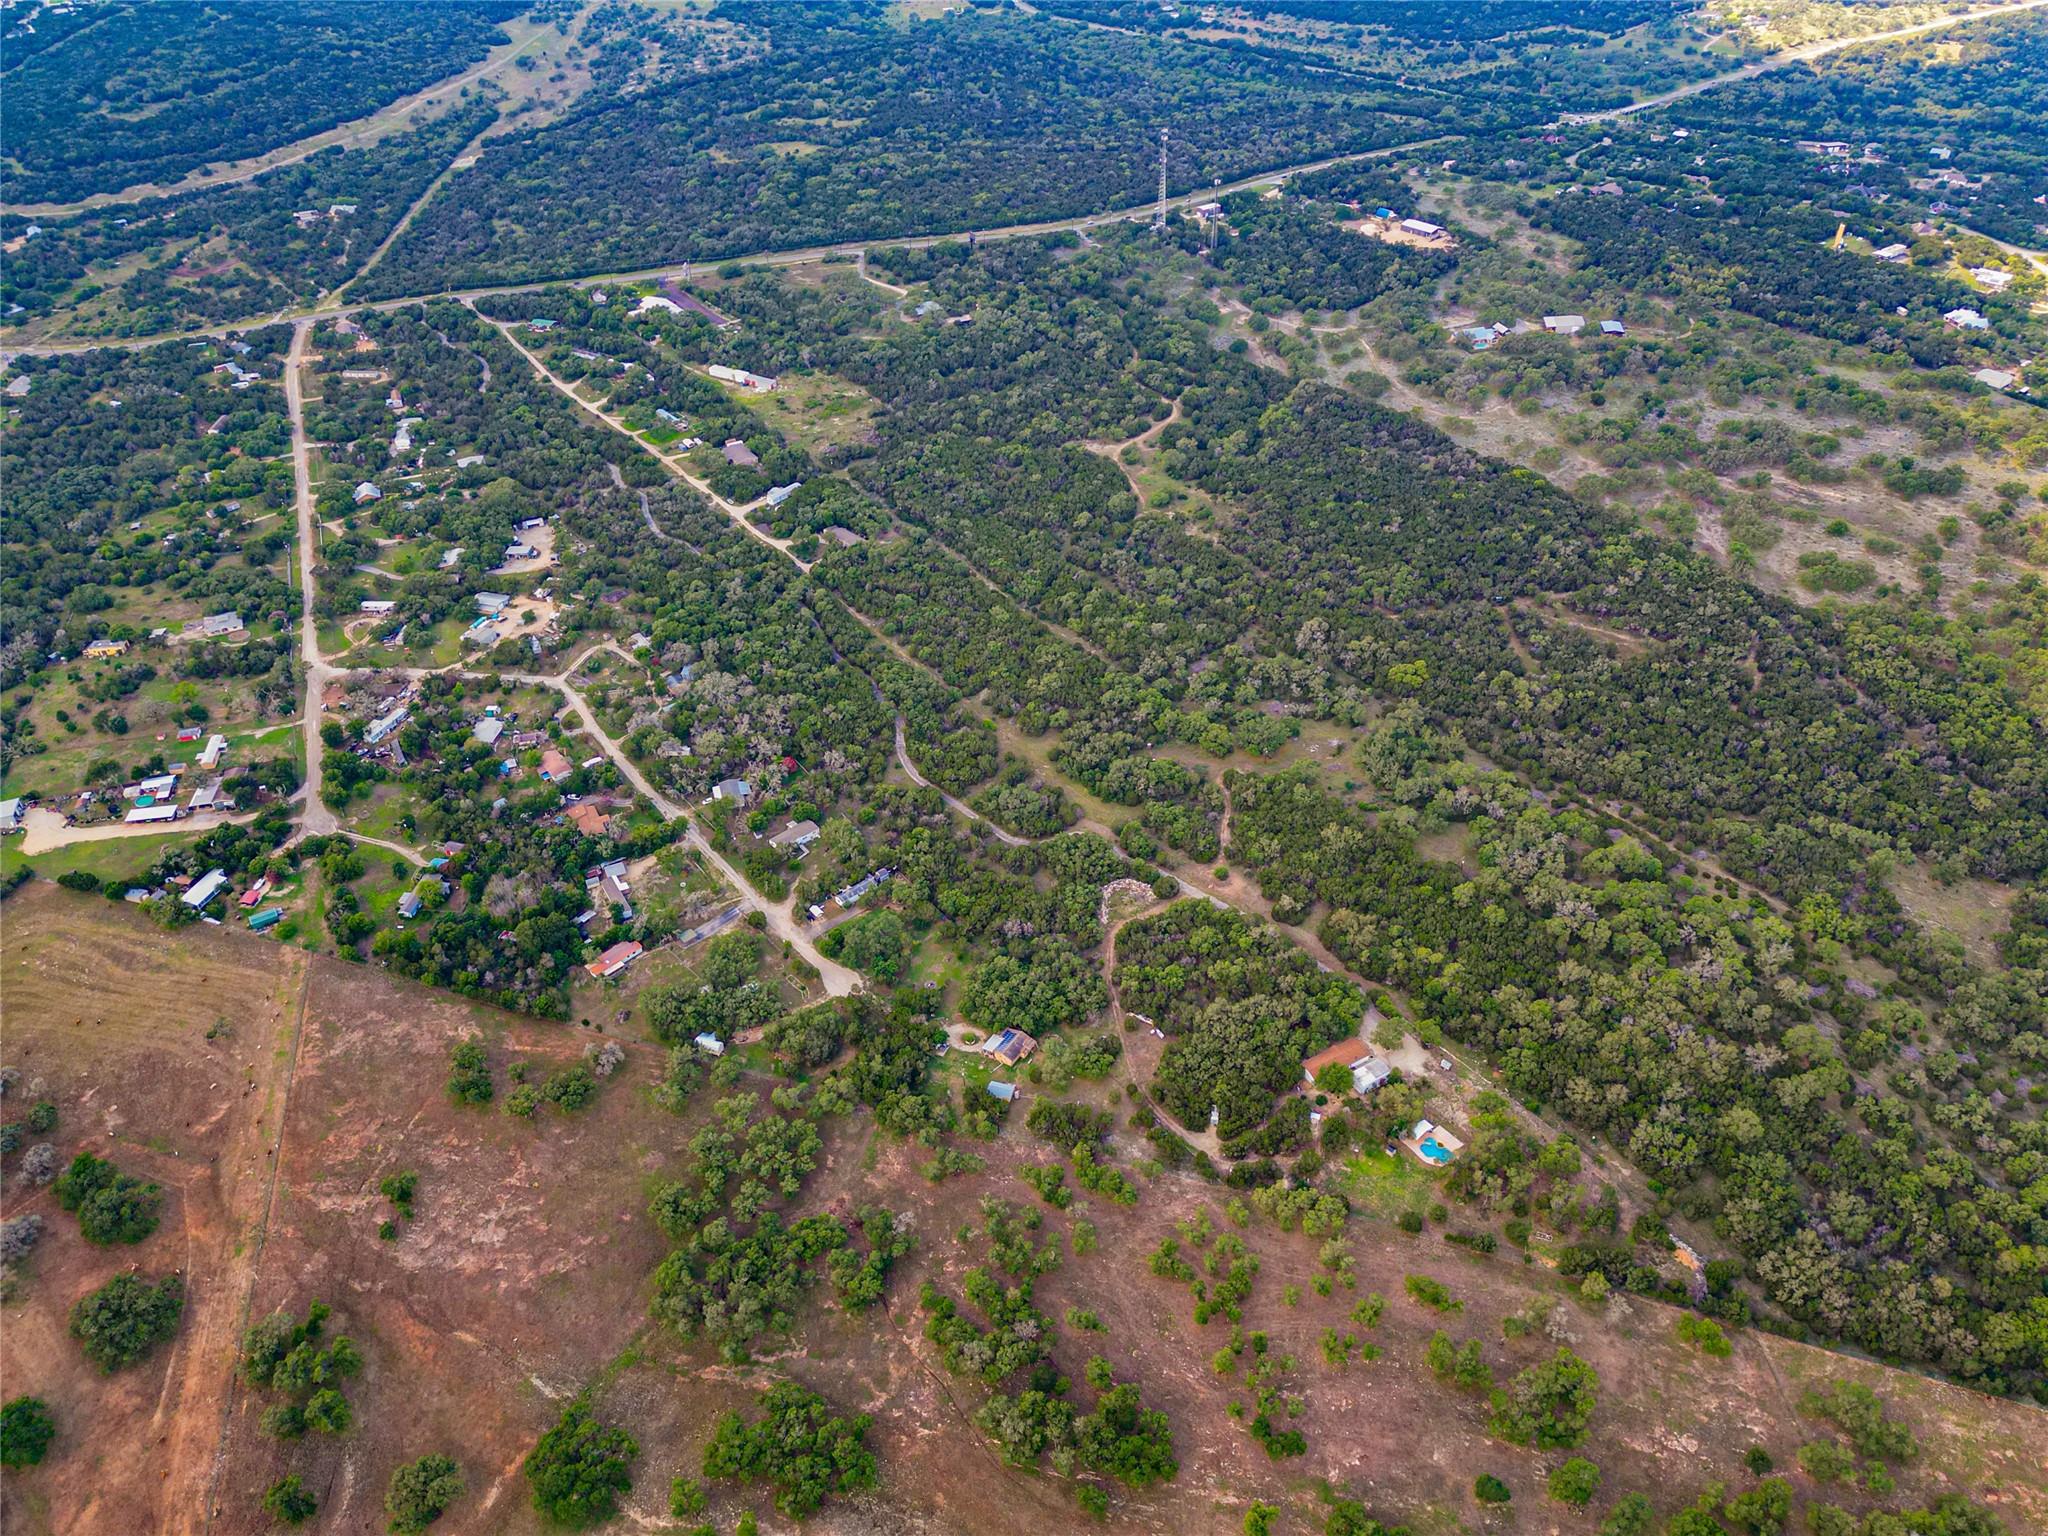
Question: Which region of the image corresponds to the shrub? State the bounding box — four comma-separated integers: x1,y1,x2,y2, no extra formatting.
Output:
380,1170,418,1219
524,1399,638,1527
386,1453,464,1533
1676,1313,1732,1357
1724,1476,1792,1536
1487,1348,1599,1450
0,1395,56,1468
263,1474,317,1526
1599,1492,1656,1536
70,1272,185,1371
1474,1474,1512,1504
1425,1330,1491,1390
669,1476,707,1517
447,1039,494,1104
542,1062,599,1111
1548,1457,1602,1506
1402,1274,1459,1312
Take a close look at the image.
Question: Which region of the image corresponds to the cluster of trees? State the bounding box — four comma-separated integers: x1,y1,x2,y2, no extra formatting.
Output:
1,1,514,203
1116,900,1365,1140
701,1381,878,1519
70,1272,185,1372
54,1151,162,1245
922,1199,1177,1507
241,1300,364,1440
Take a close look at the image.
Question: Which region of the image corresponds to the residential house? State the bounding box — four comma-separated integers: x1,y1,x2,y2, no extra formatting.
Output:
354,481,383,503
706,363,777,392
768,819,820,852
0,798,23,831
1542,314,1587,335
1302,1038,1393,1094
1872,242,1911,263
585,940,644,978
83,638,130,659
567,802,611,838
365,706,408,745
197,733,228,769
189,610,244,638
764,482,801,507
1944,307,1990,330
830,866,895,911
182,868,230,909
540,748,573,780
721,439,759,468
712,777,752,805
982,1028,1038,1068
1972,367,2016,390
1971,266,2015,293
359,599,397,614
472,717,505,746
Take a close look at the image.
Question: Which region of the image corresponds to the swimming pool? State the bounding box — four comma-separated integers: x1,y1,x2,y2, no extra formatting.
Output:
1418,1137,1453,1165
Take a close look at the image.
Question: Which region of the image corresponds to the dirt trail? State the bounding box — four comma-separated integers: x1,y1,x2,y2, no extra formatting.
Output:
191,953,317,1535
895,715,1027,847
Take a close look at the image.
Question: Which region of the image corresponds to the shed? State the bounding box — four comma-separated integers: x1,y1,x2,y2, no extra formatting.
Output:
987,1081,1017,1103
694,1033,726,1057
721,439,759,467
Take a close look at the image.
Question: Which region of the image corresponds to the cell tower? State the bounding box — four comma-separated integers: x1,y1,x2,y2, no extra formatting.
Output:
1153,127,1169,229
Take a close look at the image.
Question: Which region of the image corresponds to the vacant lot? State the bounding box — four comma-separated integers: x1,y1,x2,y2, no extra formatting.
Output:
4,887,2045,1535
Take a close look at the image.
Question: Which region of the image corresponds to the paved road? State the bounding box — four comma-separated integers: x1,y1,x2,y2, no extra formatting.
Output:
10,0,2030,361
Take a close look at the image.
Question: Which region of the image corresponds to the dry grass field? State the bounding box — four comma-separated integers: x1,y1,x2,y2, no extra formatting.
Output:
4,885,2045,1535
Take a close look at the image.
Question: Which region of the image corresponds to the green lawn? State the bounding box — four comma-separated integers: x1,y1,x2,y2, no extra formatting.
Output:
1339,1146,1445,1221
1,827,218,887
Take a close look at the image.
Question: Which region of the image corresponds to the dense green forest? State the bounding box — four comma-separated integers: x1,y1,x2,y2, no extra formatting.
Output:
0,99,499,334
357,6,1489,295
0,1,516,204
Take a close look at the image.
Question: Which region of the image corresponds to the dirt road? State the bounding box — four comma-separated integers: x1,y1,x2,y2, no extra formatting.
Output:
285,320,342,840
894,716,1028,847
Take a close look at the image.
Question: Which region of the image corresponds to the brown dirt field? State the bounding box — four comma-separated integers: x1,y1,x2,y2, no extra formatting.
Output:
5,887,2046,1536
1,883,308,1536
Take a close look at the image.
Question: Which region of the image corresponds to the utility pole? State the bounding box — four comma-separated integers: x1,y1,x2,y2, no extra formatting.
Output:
1153,127,1169,229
